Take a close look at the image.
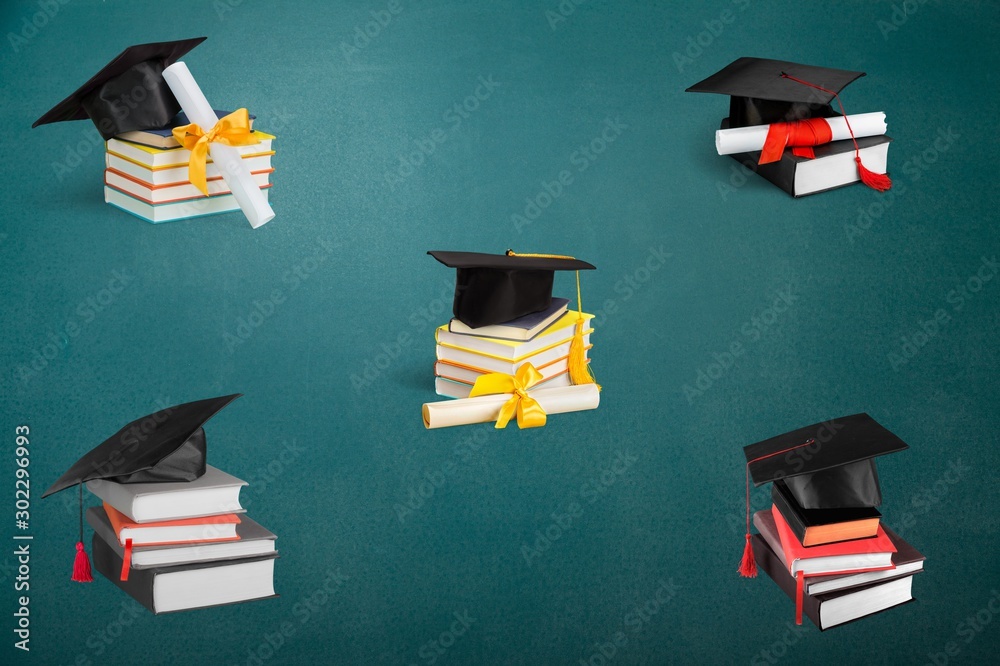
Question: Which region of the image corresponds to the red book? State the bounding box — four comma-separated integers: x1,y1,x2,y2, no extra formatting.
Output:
104,503,241,547
771,504,895,577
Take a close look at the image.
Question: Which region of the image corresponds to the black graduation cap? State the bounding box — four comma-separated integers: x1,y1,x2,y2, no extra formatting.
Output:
42,394,240,582
737,413,908,579
743,413,908,510
32,37,207,140
428,250,596,329
686,56,866,128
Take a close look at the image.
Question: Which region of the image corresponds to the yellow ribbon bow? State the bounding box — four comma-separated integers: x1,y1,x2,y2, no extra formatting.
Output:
469,363,547,429
172,108,260,196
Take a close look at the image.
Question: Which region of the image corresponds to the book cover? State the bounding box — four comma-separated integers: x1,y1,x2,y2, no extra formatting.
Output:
727,131,891,197
106,131,275,168
772,504,895,576
87,507,276,569
103,503,241,546
436,311,594,362
751,534,917,631
86,464,248,521
447,298,569,341
92,533,278,614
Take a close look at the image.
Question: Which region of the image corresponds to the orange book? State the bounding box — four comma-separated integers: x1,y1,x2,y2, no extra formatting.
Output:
104,503,241,547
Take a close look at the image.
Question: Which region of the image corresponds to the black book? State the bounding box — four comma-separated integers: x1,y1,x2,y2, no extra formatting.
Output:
751,534,918,631
771,480,881,547
726,130,891,197
92,533,278,614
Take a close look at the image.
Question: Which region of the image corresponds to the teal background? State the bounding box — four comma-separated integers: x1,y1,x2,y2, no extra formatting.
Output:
1,0,998,664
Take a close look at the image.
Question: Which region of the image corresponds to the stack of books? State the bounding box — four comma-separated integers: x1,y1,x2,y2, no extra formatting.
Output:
433,298,594,398
103,111,275,223
751,481,925,630
85,464,278,614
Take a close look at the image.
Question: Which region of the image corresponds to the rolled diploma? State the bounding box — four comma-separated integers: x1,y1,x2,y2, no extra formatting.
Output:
715,112,887,156
162,62,275,229
422,384,600,429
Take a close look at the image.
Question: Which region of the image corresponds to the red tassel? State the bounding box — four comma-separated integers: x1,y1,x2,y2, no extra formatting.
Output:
856,157,892,192
72,541,93,583
738,533,757,578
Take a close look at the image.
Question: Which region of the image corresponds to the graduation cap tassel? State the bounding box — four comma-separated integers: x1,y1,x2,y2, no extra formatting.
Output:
505,251,599,388
568,269,599,388
740,438,816,578
71,485,93,583
780,72,892,192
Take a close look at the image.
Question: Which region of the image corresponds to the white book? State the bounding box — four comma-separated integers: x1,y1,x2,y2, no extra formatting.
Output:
436,311,594,362
436,334,591,374
86,465,247,523
796,142,889,196
106,152,274,186
435,371,574,399
106,132,274,168
105,168,271,204
105,186,270,224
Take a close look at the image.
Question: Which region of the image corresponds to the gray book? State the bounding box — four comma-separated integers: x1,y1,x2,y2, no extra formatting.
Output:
87,507,276,569
86,464,247,523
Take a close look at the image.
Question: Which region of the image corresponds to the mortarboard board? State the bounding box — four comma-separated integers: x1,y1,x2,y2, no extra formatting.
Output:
685,57,865,128
428,250,595,329
737,413,908,579
42,393,240,582
32,37,207,140
743,413,908,510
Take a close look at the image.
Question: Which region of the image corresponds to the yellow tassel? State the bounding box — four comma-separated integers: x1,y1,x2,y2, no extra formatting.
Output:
568,318,594,385
507,250,600,389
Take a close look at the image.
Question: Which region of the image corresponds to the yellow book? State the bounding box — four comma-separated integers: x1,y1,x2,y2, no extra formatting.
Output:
435,311,594,362
106,131,276,169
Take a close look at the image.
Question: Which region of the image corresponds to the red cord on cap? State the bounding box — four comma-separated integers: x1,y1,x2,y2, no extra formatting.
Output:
780,72,892,192
739,438,816,578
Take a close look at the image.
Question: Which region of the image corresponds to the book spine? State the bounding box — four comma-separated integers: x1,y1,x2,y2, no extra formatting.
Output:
91,533,157,614
771,485,809,545
751,535,825,630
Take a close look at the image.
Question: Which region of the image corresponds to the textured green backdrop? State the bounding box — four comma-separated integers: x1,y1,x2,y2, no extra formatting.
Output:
1,1,998,664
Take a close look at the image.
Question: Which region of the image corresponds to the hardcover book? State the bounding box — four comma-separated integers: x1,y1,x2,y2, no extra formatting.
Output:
92,533,278,614
771,480,881,547
88,507,276,569
751,534,916,630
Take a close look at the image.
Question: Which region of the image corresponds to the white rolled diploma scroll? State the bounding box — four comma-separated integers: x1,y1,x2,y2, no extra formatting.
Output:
715,112,887,156
422,384,601,429
162,62,275,229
